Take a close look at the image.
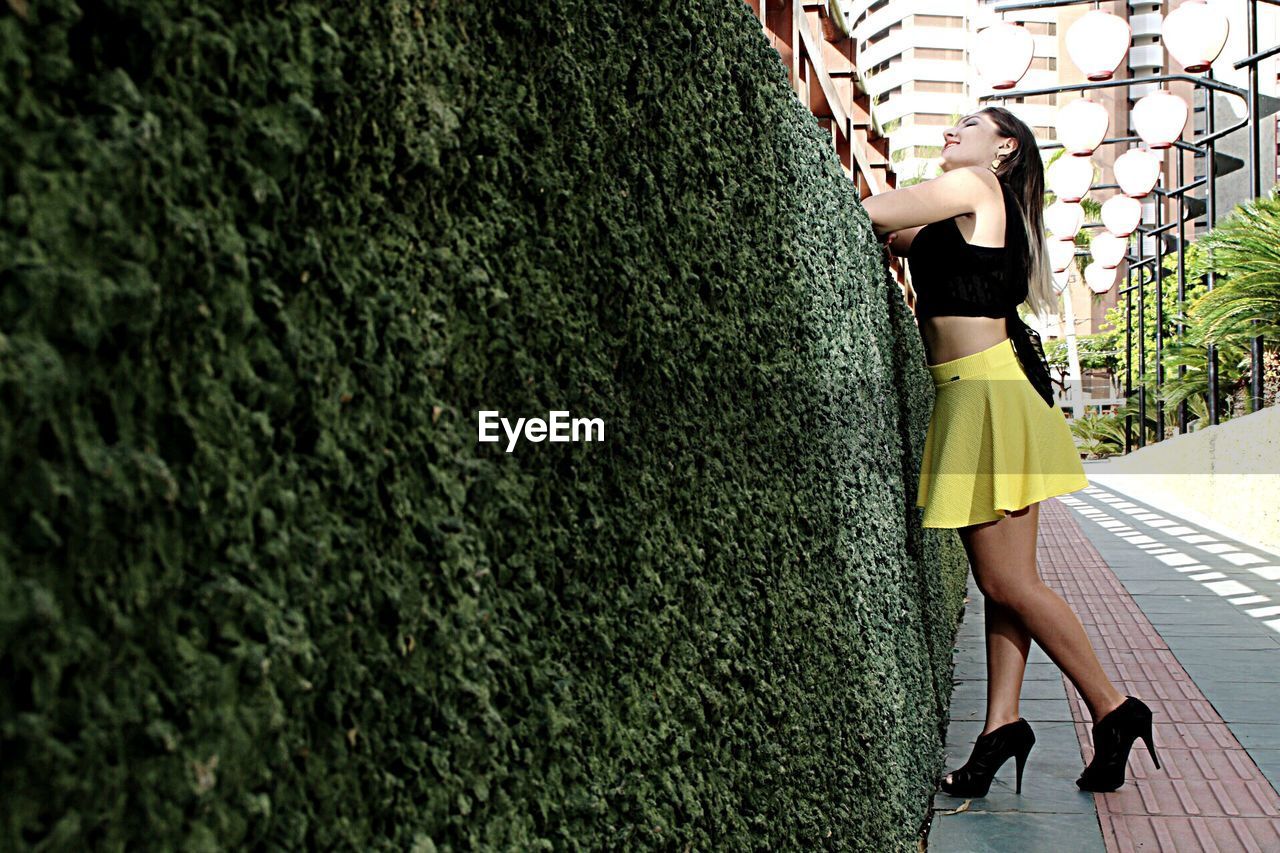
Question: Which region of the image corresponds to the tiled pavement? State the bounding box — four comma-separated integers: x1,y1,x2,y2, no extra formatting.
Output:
927,483,1280,852
1059,483,1280,793
929,570,1107,852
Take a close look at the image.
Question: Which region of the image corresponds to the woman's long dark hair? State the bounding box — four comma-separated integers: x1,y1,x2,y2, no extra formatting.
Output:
980,106,1056,320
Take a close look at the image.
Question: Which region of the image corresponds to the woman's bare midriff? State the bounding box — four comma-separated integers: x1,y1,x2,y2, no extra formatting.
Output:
922,315,1009,366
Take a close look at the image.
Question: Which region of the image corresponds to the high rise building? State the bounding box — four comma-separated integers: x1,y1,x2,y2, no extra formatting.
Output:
770,1,1279,413
844,1,1062,185
843,0,1279,413
746,1,901,199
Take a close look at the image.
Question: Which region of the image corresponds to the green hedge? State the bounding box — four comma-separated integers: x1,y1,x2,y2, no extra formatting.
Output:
1,1,967,849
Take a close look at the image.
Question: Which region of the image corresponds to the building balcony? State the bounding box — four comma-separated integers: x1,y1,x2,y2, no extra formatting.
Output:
858,28,968,71
1129,12,1162,39
1128,43,1164,73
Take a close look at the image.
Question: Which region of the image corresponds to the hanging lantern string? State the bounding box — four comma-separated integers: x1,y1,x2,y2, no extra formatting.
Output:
979,74,1269,154
979,72,1250,110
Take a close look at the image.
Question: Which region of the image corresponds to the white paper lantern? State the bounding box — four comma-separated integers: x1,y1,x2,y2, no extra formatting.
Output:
1052,268,1072,294
1091,231,1129,268
975,23,1035,89
1065,10,1132,81
1048,239,1077,273
1056,99,1110,157
1084,261,1118,293
1161,0,1229,73
1047,156,1094,203
1132,90,1188,150
1101,195,1142,237
1045,200,1085,241
1114,147,1162,197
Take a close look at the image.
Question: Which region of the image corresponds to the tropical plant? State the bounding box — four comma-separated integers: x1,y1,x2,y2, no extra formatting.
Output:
1110,191,1280,424
1069,411,1126,458
1044,329,1121,373
1109,393,1160,446
1163,234,1211,283
1175,386,1214,432
1156,323,1261,418
1186,187,1280,344
1100,268,1209,411
1076,198,1103,252
1045,162,1280,442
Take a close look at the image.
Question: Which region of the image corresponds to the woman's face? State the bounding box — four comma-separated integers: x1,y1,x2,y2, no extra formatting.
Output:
940,112,1014,172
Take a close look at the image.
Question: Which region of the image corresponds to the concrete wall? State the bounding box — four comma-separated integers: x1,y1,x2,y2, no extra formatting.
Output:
1085,406,1280,555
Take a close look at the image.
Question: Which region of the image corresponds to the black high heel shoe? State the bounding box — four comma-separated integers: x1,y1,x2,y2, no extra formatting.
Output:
939,718,1036,797
1076,696,1161,793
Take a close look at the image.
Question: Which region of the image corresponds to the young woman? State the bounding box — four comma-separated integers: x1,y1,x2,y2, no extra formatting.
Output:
862,107,1162,796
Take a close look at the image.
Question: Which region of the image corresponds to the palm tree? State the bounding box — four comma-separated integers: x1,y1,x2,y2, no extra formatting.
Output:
1187,188,1280,345
1069,411,1127,458
1149,328,1251,424
1172,188,1280,416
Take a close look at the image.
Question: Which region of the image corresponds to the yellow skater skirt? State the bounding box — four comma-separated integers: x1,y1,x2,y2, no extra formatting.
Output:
916,337,1090,528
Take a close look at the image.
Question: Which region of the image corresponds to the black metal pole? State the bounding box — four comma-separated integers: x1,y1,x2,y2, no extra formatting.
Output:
1176,149,1188,434
1248,0,1266,412
1137,222,1147,449
1205,68,1220,426
1234,42,1280,71
1125,267,1133,454
1154,176,1165,441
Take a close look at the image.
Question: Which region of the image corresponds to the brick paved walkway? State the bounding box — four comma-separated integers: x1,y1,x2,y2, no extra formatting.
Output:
928,492,1280,852
1041,495,1280,851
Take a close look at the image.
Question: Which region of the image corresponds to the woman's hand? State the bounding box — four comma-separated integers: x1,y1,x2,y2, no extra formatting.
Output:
880,231,898,269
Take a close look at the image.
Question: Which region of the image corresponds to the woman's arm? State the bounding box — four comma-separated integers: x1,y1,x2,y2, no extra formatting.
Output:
885,225,924,257
862,166,1002,238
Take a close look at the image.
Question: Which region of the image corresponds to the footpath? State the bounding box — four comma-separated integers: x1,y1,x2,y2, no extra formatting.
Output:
927,475,1280,852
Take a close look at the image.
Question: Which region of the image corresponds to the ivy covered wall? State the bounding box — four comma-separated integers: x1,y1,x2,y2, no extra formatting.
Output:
1,1,967,849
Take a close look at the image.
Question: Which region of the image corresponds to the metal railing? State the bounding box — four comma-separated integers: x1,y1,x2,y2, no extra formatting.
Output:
982,0,1280,451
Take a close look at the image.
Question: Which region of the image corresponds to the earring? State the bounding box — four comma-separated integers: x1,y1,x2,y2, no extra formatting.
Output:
990,155,1003,173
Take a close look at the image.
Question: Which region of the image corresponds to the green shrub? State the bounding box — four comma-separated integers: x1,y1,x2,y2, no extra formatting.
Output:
1,1,966,848
1069,413,1126,458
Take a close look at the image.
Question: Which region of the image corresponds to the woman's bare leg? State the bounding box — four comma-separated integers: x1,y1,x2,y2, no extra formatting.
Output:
960,503,1126,725
956,523,1032,735
984,599,1031,732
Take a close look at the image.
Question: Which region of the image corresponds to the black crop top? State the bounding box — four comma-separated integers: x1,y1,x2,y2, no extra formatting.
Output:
904,181,1058,408
907,180,1027,319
